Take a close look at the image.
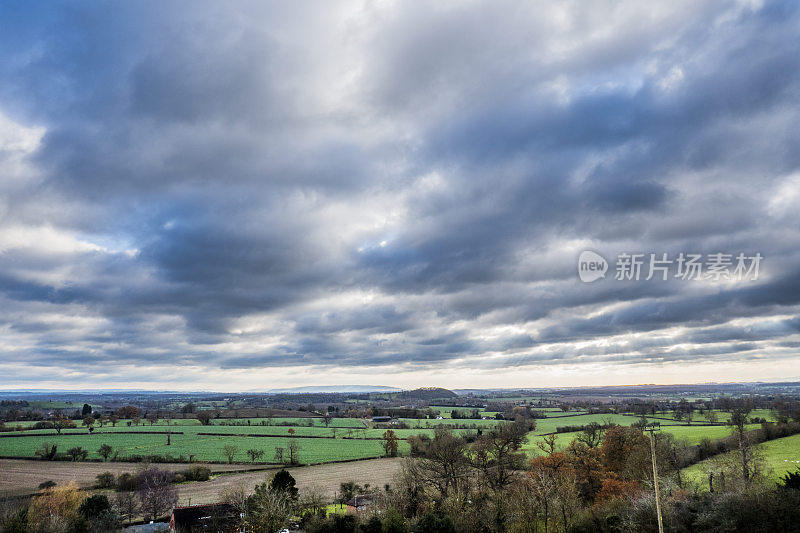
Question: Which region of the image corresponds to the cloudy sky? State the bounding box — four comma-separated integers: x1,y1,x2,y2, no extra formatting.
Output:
0,0,799,391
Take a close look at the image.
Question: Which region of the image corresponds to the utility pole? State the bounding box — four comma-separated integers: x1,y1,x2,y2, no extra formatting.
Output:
646,423,664,533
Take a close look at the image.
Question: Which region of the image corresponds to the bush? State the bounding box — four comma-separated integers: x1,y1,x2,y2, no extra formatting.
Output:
382,508,409,533
780,467,800,490
698,437,715,459
79,494,110,520
413,512,455,533
184,465,211,481
34,442,58,461
0,507,28,533
306,514,357,533
96,472,116,489
359,515,382,533
270,470,298,499
38,480,57,490
116,472,137,492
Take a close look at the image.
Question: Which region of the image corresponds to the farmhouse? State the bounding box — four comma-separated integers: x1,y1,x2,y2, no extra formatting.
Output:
346,494,376,514
370,415,393,423
169,503,242,532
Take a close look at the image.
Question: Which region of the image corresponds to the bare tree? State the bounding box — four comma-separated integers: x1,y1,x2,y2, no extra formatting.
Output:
244,482,293,532
221,482,249,517
52,418,75,435
470,421,529,491
383,430,399,457
223,444,239,464
409,428,470,498
97,443,113,461
537,434,558,455
115,491,139,526
729,401,755,488
136,468,177,522
577,422,604,448
247,448,265,463
288,440,301,465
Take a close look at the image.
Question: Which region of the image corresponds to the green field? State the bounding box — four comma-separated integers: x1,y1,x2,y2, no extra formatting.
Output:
1,415,494,463
1,409,774,467
398,418,507,429
25,401,86,410
2,419,486,440
5,417,364,430
0,430,407,464
682,433,800,486
520,412,763,458
522,431,582,457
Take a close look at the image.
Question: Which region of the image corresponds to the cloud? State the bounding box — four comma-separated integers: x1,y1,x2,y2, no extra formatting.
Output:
0,0,799,388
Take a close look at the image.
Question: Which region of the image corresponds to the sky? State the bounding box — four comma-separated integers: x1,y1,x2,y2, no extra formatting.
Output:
0,0,799,391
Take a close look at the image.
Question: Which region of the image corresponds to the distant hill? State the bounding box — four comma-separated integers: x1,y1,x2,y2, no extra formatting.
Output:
397,387,458,401
266,385,402,394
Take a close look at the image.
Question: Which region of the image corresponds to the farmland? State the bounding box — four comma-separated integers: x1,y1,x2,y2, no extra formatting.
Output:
0,410,764,465
0,458,268,497
0,415,508,464
0,428,404,464
682,433,800,485
1,384,798,533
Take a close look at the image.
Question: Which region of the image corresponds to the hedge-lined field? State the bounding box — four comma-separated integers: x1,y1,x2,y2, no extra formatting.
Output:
0,431,407,464
0,410,772,465
682,433,800,485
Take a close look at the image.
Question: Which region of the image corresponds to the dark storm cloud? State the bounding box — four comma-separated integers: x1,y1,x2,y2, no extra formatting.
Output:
0,0,799,383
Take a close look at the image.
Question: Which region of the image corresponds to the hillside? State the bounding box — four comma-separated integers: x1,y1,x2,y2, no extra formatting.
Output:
397,387,459,401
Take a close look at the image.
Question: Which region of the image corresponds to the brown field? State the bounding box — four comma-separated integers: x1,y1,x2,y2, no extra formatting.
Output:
175,457,404,505
0,457,404,505
0,459,269,497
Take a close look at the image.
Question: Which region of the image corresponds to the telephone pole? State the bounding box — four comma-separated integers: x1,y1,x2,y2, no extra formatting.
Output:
645,423,664,533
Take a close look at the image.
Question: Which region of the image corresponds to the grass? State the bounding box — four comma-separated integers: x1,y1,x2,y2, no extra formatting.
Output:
325,504,348,515
521,412,763,458
522,431,582,457
0,431,408,464
682,433,800,486
398,418,507,429
428,406,500,419
3,422,482,441
0,410,772,466
1,413,505,464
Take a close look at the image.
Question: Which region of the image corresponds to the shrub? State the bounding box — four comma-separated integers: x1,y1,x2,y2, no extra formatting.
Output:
698,437,715,459
270,470,298,499
413,512,455,533
79,494,110,520
96,472,116,489
780,467,800,490
26,481,84,532
185,465,211,481
38,480,57,490
116,472,137,492
383,508,409,533
66,446,88,461
34,442,58,461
